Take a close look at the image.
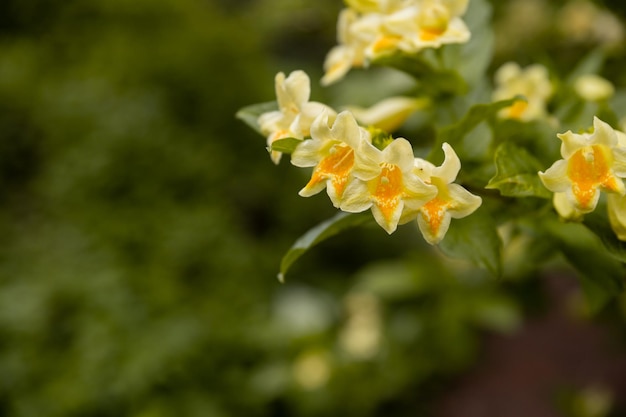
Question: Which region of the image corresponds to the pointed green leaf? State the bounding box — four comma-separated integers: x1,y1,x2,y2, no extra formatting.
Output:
269,137,302,154
545,219,624,312
235,101,277,135
438,209,502,277
486,141,552,198
279,212,373,282
429,97,521,161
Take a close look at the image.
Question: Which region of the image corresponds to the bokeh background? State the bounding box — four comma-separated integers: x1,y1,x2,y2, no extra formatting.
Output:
0,0,626,416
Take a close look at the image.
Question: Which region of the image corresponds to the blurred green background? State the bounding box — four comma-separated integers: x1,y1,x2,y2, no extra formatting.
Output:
0,0,625,416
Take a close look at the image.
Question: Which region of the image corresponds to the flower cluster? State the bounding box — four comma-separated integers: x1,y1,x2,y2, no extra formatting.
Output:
239,0,626,297
322,0,471,85
259,70,481,244
540,117,626,235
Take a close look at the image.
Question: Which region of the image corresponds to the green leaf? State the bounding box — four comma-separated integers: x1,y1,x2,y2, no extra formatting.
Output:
438,209,502,277
486,141,552,198
545,219,624,312
235,101,277,135
278,212,373,282
373,52,467,96
269,137,302,154
429,97,521,161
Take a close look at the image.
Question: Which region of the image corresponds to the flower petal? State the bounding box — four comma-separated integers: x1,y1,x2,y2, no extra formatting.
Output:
612,146,626,178
417,205,452,245
608,193,626,241
330,111,362,149
382,138,415,172
558,130,590,159
539,159,570,193
340,179,373,213
553,192,584,220
291,138,326,168
352,141,383,181
348,96,423,133
278,70,311,111
371,198,404,234
591,116,618,148
321,45,354,86
431,142,461,184
446,184,482,218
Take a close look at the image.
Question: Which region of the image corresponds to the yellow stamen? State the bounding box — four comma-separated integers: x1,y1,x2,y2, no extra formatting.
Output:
370,164,403,222
305,144,355,198
567,144,619,209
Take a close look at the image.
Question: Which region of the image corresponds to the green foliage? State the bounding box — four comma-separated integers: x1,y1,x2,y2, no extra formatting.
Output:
429,96,521,162
270,137,303,154
545,219,625,312
486,141,552,198
236,101,278,135
279,212,372,281
438,206,503,276
3,0,626,416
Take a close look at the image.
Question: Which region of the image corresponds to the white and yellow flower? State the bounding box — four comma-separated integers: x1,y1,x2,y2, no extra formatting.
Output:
408,143,482,244
492,62,553,122
539,117,626,215
291,111,370,207
382,0,471,52
340,137,437,234
321,9,372,86
347,96,427,133
574,74,615,102
258,70,335,163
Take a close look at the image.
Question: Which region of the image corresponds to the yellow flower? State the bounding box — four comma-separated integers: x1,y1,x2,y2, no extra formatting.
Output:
321,9,371,86
492,62,553,121
346,96,427,133
291,111,369,207
551,192,585,221
340,137,437,234
539,117,626,214
258,71,335,163
382,0,471,52
574,74,615,102
408,143,482,244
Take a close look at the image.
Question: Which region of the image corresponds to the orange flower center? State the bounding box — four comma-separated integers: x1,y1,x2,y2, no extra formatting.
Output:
420,197,448,234
369,164,404,222
567,144,620,209
507,100,528,119
419,27,447,41
372,35,402,54
306,144,355,198
418,5,449,41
